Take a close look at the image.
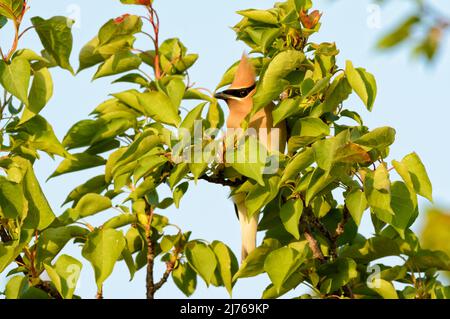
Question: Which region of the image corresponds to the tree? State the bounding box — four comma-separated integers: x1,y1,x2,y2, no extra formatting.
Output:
1,0,449,299
0,0,78,298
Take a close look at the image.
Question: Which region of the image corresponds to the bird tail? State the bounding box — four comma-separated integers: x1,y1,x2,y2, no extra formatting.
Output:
232,193,258,262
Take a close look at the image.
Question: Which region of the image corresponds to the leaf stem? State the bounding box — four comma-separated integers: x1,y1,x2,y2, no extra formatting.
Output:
146,3,161,80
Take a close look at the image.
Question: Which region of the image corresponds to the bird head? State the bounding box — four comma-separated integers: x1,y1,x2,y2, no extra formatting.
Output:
214,54,257,103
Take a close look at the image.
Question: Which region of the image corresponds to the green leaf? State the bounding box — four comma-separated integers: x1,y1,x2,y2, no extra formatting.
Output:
173,182,189,208
62,119,102,150
319,258,358,294
354,126,396,151
0,15,6,28
211,241,239,296
303,75,331,98
63,175,107,206
364,169,394,225
406,250,450,272
227,135,267,186
103,214,136,229
180,103,206,133
0,176,26,219
121,246,136,280
16,115,67,157
399,152,432,202
91,118,135,144
272,97,302,126
234,239,281,280
305,168,334,205
36,226,88,267
340,236,402,263
21,67,53,123
5,275,29,299
78,37,106,72
206,101,224,129
0,57,30,105
421,209,450,259
13,49,49,63
333,142,371,165
166,78,186,109
314,74,352,115
112,73,149,86
345,60,377,111
264,247,303,293
113,132,161,170
31,16,74,74
93,51,141,79
237,9,279,25
390,181,418,233
280,147,314,184
138,91,181,127
172,262,197,297
245,176,280,217
82,228,126,291
0,1,24,20
253,50,305,112
280,199,303,239
22,161,56,230
111,90,144,114
98,15,142,46
44,254,82,299
312,132,347,172
289,117,330,151
345,189,367,226
377,16,420,49
133,155,167,182
374,164,390,192
369,278,399,299
185,241,217,286
73,193,112,219
262,271,304,299
49,153,106,179
0,229,34,273
168,163,189,189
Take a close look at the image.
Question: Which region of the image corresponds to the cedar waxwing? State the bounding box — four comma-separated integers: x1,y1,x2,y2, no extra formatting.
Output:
215,54,287,261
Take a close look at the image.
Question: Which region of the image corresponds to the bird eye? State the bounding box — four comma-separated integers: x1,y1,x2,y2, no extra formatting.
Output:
240,90,247,97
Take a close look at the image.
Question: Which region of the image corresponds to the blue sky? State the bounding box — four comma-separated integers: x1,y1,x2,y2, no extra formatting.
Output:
1,0,450,299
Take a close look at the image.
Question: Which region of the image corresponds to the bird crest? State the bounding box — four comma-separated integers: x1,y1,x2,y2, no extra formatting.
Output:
230,53,256,89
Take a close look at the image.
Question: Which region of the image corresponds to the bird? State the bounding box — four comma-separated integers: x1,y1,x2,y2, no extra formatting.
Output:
214,54,287,261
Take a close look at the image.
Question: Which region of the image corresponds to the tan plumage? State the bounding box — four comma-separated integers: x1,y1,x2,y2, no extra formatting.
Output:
215,54,287,261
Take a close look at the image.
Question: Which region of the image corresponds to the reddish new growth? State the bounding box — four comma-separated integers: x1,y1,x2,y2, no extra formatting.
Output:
137,0,152,5
299,10,322,29
114,14,130,24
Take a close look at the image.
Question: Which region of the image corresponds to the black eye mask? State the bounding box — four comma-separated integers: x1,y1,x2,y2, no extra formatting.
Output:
221,84,256,99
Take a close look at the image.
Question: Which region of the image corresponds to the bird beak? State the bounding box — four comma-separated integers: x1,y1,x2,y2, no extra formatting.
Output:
214,91,230,101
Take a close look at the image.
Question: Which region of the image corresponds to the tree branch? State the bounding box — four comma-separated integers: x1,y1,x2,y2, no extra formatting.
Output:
304,228,325,262
198,174,244,187
154,263,174,291
145,202,156,299
333,205,350,240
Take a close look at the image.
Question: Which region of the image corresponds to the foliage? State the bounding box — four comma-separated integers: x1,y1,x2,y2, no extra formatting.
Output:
376,0,449,62
0,0,79,299
0,0,448,300
421,209,450,277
